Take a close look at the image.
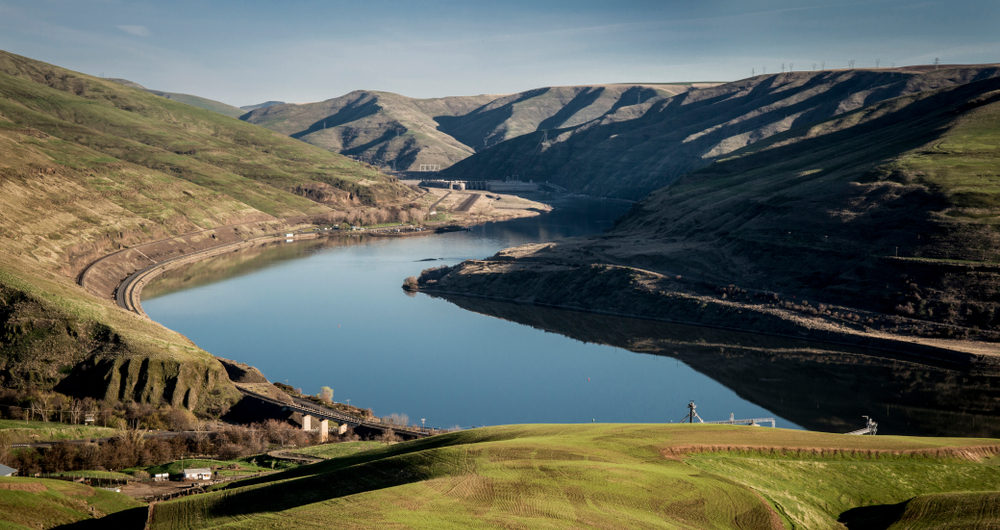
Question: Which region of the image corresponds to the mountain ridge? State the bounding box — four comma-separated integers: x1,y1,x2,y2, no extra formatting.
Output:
418,69,1000,356
106,78,246,118
240,83,695,172
443,66,1000,198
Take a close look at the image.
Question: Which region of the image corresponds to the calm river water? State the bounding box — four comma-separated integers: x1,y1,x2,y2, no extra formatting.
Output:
142,199,804,430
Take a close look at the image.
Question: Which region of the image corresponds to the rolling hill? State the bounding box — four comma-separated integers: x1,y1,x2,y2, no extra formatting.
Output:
443,66,1000,199
240,84,695,172
107,78,246,118
418,70,1000,356
0,50,413,413
95,424,1000,528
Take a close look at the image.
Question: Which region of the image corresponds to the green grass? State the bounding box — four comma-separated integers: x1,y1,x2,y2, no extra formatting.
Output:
140,424,1000,529
897,95,1000,221
0,419,117,443
144,458,272,477
0,476,143,528
291,441,384,459
44,470,133,481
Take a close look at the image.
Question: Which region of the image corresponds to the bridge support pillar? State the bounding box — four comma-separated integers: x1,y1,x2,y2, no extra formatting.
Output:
338,423,348,435
318,419,329,442
302,414,313,432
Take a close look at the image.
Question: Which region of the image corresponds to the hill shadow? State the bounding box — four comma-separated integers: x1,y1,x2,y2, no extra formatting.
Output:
432,295,1000,438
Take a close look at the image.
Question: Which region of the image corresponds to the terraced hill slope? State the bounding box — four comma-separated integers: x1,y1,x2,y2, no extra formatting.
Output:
419,72,1000,354
240,84,693,172
443,66,1000,198
113,424,1000,528
0,50,413,413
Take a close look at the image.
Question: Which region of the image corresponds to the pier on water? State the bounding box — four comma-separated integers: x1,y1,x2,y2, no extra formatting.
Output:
683,401,776,428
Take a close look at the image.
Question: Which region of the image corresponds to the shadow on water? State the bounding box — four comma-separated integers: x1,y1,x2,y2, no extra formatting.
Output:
438,295,1000,438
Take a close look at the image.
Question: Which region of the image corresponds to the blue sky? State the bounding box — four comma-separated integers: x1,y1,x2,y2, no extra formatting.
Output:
1,0,997,106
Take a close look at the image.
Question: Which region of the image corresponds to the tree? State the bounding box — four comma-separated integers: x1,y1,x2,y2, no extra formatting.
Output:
319,386,334,404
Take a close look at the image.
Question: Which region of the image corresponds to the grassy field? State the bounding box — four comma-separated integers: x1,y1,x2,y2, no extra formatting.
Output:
144,458,273,477
44,470,134,481
291,441,384,459
0,476,143,528
136,424,1000,528
0,419,117,443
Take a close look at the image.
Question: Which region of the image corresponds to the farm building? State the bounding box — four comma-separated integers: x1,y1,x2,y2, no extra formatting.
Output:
182,468,212,481
0,464,16,477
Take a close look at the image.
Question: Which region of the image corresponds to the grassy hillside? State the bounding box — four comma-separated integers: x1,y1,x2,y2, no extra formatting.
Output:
107,78,246,118
0,476,143,528
420,73,1000,347
0,50,413,412
241,84,690,172
443,66,1000,198
127,424,1000,528
0,419,117,443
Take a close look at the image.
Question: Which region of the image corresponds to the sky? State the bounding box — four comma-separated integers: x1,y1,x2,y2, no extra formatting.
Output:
1,0,998,106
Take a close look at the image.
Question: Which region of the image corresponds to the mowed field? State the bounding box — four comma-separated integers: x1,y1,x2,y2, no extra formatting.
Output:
135,424,1000,529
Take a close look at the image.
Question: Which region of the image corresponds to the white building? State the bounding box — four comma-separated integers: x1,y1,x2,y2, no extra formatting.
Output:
182,468,212,481
0,464,16,477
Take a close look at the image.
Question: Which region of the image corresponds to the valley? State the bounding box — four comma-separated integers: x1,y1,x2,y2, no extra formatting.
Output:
2,43,999,528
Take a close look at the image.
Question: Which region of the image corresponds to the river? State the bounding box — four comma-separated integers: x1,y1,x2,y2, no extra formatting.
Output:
143,198,800,430
143,198,999,436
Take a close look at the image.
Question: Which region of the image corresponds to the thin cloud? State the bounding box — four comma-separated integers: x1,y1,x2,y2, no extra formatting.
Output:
117,25,151,37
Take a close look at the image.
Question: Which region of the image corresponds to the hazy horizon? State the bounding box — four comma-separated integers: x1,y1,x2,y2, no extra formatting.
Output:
1,0,998,106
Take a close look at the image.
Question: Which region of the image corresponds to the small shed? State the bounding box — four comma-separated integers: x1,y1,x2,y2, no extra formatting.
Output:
153,473,169,482
0,464,17,477
182,468,212,481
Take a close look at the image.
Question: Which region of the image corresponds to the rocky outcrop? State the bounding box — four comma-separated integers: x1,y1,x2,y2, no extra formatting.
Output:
1,282,239,414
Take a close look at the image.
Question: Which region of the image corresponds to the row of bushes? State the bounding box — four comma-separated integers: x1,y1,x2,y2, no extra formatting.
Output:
1,420,334,477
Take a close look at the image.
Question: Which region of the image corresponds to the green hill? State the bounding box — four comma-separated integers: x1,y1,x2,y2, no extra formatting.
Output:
418,72,1000,354
240,84,692,173
0,476,143,528
106,78,246,119
111,424,1000,528
0,50,413,412
443,66,1000,199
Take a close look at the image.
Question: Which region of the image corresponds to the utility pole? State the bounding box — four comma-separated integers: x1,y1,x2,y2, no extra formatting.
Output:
687,401,703,423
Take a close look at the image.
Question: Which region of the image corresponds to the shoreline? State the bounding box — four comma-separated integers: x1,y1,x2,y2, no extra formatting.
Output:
87,195,551,318
417,287,1000,370
414,258,1000,371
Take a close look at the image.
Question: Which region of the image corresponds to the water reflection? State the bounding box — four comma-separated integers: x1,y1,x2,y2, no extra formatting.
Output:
143,196,997,436
144,237,370,300
440,296,1000,437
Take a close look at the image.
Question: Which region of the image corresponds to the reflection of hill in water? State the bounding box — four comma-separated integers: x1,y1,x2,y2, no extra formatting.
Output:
440,296,1000,437
143,237,368,300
